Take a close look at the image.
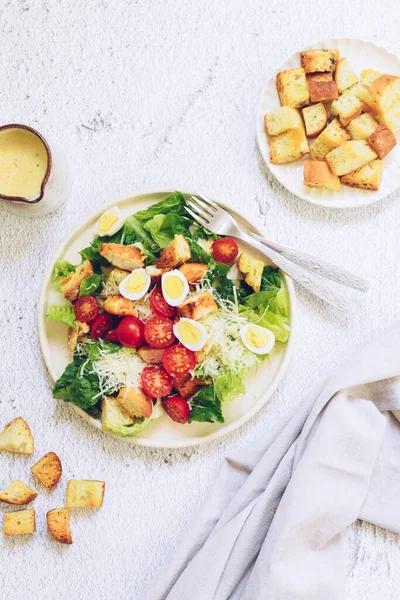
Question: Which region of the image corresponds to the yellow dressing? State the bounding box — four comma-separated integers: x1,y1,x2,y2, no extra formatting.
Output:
0,128,48,199
246,326,269,349
164,275,184,299
126,271,147,293
98,211,119,234
178,321,202,345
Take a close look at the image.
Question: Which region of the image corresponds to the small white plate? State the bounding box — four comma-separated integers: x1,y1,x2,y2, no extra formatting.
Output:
257,38,400,209
38,189,296,448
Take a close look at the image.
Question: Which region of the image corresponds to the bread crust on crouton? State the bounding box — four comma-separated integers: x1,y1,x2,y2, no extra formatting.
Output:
60,260,93,303
302,103,328,137
0,417,34,455
334,58,358,93
156,234,191,269
0,480,37,505
102,295,136,316
100,243,145,271
276,68,310,108
174,377,210,400
269,128,309,164
365,74,400,114
178,292,218,320
31,452,62,490
303,160,340,191
368,123,397,159
341,159,383,190
325,141,377,176
307,80,338,103
310,119,350,160
4,509,36,536
68,320,90,353
306,72,333,83
264,107,303,136
237,254,264,292
116,386,153,420
346,113,378,140
179,263,208,284
47,508,72,544
301,49,339,73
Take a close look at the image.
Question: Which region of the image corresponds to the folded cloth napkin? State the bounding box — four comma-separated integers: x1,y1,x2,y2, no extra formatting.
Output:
144,324,400,600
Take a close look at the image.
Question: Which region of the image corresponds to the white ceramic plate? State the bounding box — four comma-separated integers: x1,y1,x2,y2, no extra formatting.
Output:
257,38,400,209
39,190,296,448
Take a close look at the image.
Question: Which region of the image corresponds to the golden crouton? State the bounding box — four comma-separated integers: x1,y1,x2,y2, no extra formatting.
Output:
334,58,358,93
3,509,36,536
174,376,209,400
360,69,381,86
341,159,383,190
365,74,400,114
100,243,145,271
137,346,165,364
276,68,309,108
146,265,169,283
307,80,338,103
66,480,105,508
0,417,34,455
237,254,264,292
47,508,72,544
31,452,62,490
195,346,208,364
179,263,208,284
310,119,350,160
0,480,37,505
68,320,90,353
300,49,339,73
325,141,377,176
331,94,364,127
156,234,191,269
100,267,130,298
60,260,93,303
303,160,340,192
178,292,218,320
376,100,400,134
302,103,328,138
368,123,397,159
264,107,303,136
116,386,153,420
269,127,309,164
346,113,378,140
306,72,333,83
102,295,137,316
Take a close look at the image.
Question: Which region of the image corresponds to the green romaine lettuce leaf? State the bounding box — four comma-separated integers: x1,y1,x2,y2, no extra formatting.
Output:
122,215,159,258
260,266,281,292
83,339,121,362
101,395,151,437
45,304,76,329
52,357,103,409
188,240,212,263
133,191,186,221
79,273,103,297
267,290,290,318
189,384,224,424
214,368,248,403
51,261,76,290
239,305,290,344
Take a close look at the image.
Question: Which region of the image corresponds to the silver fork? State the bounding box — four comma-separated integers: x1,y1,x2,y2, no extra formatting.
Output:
185,193,369,315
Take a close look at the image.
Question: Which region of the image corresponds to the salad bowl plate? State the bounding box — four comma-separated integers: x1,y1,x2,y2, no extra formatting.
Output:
39,189,296,448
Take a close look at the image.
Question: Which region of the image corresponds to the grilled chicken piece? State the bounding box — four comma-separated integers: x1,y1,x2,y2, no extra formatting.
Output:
60,260,93,303
116,386,153,419
156,234,191,269
99,243,145,271
102,295,136,316
178,263,208,285
178,291,218,320
68,321,90,353
137,346,165,364
174,376,210,400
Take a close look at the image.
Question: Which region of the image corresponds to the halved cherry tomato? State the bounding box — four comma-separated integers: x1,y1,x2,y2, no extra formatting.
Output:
150,286,176,318
141,365,173,398
90,313,113,340
144,316,175,349
162,344,196,378
211,237,239,264
116,316,145,348
105,329,119,343
74,296,99,323
163,395,190,424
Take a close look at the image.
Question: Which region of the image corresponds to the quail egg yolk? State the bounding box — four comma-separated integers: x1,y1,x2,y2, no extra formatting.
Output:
125,271,147,293
98,211,120,235
164,275,185,299
246,326,270,349
177,320,202,345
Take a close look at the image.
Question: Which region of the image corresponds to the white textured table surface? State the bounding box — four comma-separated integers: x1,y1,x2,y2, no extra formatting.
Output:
1,1,400,598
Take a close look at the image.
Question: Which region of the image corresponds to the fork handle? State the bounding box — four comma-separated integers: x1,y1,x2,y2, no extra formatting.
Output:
247,231,369,293
238,232,358,315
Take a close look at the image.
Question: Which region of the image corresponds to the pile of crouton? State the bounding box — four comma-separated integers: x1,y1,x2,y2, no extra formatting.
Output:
265,48,400,192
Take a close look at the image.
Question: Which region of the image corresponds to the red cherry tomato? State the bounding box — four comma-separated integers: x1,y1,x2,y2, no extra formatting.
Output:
105,329,119,343
150,287,176,318
211,237,239,264
162,345,196,378
144,316,175,349
74,296,99,323
163,395,190,424
116,316,145,348
141,365,173,398
90,313,113,340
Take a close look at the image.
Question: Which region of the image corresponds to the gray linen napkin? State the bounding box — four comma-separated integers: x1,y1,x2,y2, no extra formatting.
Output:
145,324,400,600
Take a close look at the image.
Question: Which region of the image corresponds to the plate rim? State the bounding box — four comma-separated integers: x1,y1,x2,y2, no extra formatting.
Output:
256,37,400,209
38,188,297,448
